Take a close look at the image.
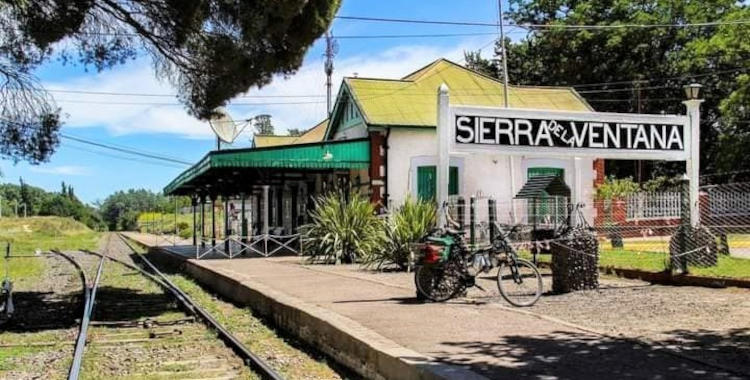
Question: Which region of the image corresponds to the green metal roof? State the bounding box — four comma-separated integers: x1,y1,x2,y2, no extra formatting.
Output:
164,138,370,195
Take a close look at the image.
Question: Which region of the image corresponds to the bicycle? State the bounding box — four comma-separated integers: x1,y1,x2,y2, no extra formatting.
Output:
414,206,543,307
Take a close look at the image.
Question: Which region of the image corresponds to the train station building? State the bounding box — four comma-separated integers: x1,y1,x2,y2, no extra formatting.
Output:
163,58,601,253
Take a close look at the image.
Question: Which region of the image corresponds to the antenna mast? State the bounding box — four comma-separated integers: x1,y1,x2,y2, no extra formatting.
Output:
498,0,510,108
324,31,338,117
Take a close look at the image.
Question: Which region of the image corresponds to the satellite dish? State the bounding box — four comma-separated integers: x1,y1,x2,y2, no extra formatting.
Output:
209,108,244,144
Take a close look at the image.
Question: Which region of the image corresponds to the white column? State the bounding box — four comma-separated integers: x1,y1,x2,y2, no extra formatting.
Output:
262,185,270,235
684,99,703,227
571,157,583,227
508,156,517,223
436,83,451,227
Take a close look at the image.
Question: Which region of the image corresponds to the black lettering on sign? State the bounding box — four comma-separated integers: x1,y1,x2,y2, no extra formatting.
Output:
454,115,685,151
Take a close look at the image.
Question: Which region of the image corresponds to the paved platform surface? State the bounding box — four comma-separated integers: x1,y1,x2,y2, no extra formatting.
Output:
123,233,745,379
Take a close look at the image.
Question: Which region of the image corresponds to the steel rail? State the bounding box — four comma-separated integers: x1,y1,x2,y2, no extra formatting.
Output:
68,257,104,380
48,250,94,380
80,234,284,380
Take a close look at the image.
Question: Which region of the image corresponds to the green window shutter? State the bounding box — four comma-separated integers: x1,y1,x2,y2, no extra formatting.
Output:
417,166,436,201
449,166,459,195
417,166,459,201
527,167,564,178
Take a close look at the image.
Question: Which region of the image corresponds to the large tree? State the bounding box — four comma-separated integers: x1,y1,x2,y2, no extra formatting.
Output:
468,0,750,182
1,0,340,164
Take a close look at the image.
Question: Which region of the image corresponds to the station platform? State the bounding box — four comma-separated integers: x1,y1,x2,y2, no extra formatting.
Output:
122,232,740,380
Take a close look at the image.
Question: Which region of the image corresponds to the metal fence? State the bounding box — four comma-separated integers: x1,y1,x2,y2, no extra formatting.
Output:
625,192,681,221
444,183,750,280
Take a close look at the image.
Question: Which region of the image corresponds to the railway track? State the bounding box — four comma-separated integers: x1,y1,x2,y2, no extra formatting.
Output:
0,251,89,379
64,233,284,380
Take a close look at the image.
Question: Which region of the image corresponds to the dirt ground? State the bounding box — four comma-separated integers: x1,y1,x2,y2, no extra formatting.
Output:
300,261,750,374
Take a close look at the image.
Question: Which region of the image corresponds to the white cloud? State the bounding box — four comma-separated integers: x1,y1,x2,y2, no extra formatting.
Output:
30,165,92,176
44,37,493,140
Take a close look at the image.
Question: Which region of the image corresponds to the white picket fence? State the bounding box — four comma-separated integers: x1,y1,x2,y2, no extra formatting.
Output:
707,190,750,216
626,192,681,221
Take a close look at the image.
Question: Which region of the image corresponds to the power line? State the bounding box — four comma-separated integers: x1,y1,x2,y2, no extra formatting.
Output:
54,99,323,106
571,66,750,88
61,133,192,163
336,32,502,39
63,143,188,170
60,134,192,165
38,88,326,98
335,15,750,30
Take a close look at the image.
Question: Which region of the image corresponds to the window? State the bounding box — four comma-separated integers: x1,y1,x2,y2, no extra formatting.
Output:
416,166,459,201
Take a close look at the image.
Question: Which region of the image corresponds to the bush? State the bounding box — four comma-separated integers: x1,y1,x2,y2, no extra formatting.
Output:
362,197,436,270
302,192,383,264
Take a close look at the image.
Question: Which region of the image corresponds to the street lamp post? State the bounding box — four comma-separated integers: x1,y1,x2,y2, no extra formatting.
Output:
683,83,703,227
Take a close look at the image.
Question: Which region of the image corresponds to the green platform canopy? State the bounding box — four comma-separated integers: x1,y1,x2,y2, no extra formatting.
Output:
164,138,370,196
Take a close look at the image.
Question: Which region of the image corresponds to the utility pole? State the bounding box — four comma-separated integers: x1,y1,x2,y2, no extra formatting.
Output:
498,0,510,108
633,79,646,183
324,31,338,117
498,0,516,222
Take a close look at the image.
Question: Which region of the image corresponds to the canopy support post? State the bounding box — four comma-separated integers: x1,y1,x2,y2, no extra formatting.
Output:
224,195,230,255
262,185,270,236
200,195,206,249
211,195,216,247
241,193,247,244
192,196,197,247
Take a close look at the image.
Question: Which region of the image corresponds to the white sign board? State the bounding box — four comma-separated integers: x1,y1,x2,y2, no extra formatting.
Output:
449,106,690,161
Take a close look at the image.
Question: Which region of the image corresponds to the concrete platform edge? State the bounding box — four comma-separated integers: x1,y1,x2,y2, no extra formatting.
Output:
150,246,487,380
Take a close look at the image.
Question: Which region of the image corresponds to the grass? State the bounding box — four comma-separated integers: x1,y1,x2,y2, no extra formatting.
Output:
520,238,750,280
0,216,101,379
137,212,195,238
165,273,345,379
0,216,101,255
0,216,101,288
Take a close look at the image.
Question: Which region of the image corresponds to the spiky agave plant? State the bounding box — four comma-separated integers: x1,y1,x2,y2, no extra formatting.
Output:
302,191,383,264
363,197,436,270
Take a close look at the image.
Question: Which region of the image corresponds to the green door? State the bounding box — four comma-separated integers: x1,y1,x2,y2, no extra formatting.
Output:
527,167,565,225
417,166,459,201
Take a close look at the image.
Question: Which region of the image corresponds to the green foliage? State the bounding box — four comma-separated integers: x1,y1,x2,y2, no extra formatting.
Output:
642,176,683,192
596,176,640,200
0,181,103,230
98,189,190,231
302,192,383,264
2,0,340,164
362,197,436,270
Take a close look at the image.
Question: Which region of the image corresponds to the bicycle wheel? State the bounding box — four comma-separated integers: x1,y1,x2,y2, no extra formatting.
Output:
497,258,542,307
414,262,463,302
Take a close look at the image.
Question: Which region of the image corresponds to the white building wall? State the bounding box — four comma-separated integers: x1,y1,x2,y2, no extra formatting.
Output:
386,127,596,222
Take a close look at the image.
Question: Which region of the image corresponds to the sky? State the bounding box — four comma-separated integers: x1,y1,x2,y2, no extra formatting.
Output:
2,0,525,205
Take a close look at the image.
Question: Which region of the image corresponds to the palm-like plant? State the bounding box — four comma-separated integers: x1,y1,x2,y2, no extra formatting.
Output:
363,197,436,270
302,191,383,264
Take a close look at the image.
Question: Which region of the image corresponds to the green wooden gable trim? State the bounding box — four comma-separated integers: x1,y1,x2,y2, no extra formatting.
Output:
164,139,370,195
325,82,370,140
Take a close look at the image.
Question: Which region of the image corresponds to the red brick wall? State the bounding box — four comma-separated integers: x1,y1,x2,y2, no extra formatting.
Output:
369,131,386,208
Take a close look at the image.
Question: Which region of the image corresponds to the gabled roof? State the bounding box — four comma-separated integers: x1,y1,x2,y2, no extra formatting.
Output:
253,119,328,148
339,58,593,129
252,135,297,148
